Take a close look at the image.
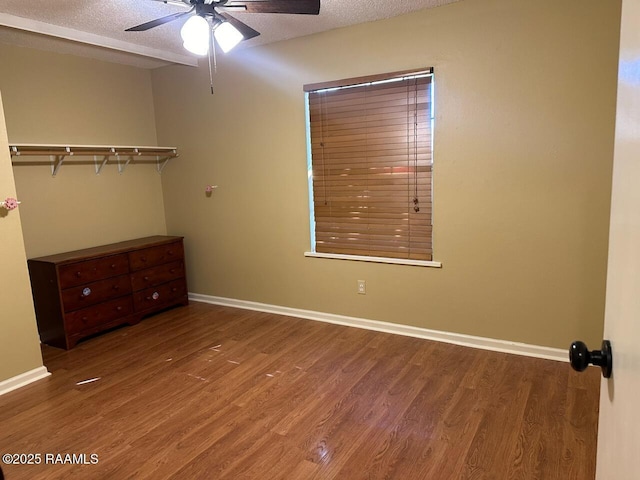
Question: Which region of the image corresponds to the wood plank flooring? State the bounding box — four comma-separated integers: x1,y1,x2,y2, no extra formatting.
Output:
0,302,600,479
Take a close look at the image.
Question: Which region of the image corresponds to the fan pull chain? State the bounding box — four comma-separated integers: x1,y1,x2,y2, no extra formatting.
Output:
207,21,217,95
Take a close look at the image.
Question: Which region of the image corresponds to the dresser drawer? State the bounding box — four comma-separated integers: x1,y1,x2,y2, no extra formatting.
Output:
129,242,184,271
130,260,185,291
58,254,129,288
65,296,133,334
61,274,132,312
133,278,187,312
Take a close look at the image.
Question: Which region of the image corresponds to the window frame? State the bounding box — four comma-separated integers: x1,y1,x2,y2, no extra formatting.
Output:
304,68,441,268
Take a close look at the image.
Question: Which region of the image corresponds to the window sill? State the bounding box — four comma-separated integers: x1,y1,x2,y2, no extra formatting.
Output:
304,252,442,268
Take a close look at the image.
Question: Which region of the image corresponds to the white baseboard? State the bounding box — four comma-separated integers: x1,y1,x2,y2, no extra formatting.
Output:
0,366,50,396
189,293,567,362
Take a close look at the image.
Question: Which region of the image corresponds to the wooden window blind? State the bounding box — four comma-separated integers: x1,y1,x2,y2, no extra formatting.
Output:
305,69,434,261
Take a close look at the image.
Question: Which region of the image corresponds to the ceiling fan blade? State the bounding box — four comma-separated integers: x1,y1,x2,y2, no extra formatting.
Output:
125,10,193,32
222,0,320,15
217,12,261,40
150,0,191,7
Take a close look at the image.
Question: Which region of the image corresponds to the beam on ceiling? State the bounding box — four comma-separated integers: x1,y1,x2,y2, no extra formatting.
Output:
0,13,197,67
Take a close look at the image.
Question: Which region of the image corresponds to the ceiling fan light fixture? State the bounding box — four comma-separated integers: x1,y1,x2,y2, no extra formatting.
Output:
180,15,210,55
214,21,244,53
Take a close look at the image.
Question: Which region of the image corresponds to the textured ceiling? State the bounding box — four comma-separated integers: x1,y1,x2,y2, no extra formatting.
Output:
0,0,459,69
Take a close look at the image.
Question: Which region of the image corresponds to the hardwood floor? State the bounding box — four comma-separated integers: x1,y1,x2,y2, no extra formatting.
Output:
0,302,600,479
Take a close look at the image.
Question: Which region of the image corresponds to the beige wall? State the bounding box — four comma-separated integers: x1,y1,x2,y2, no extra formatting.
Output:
0,91,44,382
0,44,167,258
152,0,620,349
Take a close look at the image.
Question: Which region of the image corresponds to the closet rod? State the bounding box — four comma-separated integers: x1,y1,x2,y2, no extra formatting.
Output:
9,144,178,157
8,144,179,176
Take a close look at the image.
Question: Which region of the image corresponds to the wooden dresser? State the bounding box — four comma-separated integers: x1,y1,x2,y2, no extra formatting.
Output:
27,236,188,349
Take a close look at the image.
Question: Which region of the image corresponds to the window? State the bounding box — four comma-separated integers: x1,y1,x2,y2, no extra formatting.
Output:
304,68,435,264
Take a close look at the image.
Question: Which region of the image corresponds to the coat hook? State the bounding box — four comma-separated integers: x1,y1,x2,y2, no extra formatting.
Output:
0,197,20,211
205,185,218,195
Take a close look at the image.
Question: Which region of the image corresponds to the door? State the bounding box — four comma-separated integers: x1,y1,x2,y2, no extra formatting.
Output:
595,0,640,477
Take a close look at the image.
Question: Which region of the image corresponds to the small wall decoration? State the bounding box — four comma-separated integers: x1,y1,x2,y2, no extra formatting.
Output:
0,197,20,211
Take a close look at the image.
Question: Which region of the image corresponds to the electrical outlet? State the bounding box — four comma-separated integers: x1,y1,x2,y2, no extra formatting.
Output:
357,280,366,294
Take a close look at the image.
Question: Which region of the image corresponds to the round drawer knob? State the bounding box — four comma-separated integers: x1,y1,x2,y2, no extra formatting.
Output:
82,287,91,297
144,276,149,281
116,306,122,311
152,292,160,300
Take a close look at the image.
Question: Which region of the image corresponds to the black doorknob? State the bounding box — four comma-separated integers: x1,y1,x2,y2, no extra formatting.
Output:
569,340,612,378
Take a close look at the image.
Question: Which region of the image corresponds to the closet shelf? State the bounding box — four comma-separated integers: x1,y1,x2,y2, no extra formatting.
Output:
9,143,179,176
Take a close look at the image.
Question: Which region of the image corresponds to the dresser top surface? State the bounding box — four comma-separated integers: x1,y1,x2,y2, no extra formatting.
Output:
28,236,184,265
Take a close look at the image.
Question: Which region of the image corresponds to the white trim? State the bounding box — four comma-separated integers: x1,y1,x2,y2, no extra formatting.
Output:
304,251,442,268
0,13,198,67
189,293,567,362
0,366,50,396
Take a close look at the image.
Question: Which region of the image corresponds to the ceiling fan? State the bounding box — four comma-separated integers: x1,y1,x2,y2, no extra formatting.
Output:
126,0,321,54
